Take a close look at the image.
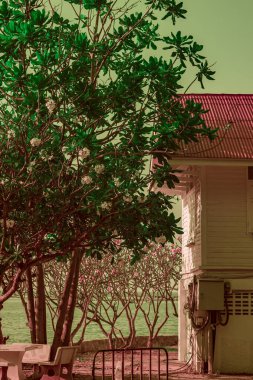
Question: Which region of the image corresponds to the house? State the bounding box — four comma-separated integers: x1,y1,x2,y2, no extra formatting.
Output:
153,94,253,374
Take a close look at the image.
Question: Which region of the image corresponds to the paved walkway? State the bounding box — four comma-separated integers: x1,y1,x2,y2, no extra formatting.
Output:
23,350,253,380
73,355,253,380
169,375,253,380
167,359,253,380
167,358,253,380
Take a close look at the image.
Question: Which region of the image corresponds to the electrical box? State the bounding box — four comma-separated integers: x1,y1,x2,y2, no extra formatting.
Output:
197,278,224,311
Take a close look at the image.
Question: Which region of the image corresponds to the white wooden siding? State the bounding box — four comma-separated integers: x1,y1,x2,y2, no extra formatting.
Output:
205,166,253,267
182,172,202,273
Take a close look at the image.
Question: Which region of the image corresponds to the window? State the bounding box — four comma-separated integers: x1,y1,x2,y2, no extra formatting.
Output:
248,167,253,180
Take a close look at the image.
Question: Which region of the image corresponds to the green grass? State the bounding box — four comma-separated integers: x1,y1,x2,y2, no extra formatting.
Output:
1,297,178,343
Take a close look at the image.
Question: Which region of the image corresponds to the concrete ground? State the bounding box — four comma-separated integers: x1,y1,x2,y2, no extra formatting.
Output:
72,350,253,380
164,357,253,380
169,375,253,380
165,354,253,380
24,350,253,379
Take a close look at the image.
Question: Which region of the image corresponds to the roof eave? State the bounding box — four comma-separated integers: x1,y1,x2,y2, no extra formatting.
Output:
169,157,253,167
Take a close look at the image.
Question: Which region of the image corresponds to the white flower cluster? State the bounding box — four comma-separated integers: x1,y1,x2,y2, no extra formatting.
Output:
62,146,72,160
46,99,56,114
81,175,93,185
43,188,52,197
123,194,133,203
0,219,15,229
101,201,112,210
39,150,47,161
39,150,53,161
27,160,36,173
155,235,167,244
7,129,15,139
113,178,121,187
94,164,105,174
78,147,90,159
30,138,42,147
137,195,147,203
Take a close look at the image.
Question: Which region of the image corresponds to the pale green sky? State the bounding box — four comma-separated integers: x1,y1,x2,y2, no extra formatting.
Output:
60,0,252,93
174,0,253,94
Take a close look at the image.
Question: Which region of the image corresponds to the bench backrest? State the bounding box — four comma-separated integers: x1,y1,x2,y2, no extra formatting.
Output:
53,346,78,366
22,344,51,364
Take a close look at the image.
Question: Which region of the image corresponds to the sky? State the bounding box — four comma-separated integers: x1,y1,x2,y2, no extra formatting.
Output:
172,0,253,94
156,0,253,218
60,0,253,94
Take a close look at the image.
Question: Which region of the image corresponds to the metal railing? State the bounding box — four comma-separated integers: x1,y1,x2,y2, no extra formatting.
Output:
92,347,169,379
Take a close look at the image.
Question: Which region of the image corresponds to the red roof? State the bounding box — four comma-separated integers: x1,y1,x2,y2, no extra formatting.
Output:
174,94,253,160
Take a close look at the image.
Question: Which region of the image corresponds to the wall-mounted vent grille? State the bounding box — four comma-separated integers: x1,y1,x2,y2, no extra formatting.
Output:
223,291,253,316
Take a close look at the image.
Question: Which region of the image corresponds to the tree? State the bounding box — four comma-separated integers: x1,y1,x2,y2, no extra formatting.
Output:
20,241,181,348
0,0,215,354
137,241,181,347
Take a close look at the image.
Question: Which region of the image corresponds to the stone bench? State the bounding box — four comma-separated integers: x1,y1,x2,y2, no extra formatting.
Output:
0,360,14,380
38,346,79,380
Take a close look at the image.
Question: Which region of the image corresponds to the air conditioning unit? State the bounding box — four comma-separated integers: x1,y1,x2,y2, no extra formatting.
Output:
197,278,224,311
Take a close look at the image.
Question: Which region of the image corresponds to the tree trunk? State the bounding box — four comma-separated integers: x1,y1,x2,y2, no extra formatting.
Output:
0,304,9,344
26,267,36,343
0,317,4,344
50,250,82,359
61,251,82,346
147,334,152,348
70,309,86,344
35,263,47,343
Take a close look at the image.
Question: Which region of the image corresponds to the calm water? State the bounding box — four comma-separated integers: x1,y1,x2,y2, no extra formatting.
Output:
1,297,178,343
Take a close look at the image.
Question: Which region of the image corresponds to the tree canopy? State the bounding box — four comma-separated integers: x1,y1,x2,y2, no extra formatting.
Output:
0,0,215,305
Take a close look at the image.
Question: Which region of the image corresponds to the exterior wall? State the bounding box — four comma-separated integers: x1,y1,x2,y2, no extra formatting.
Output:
179,165,253,373
204,166,253,268
199,165,253,373
178,278,192,362
214,278,253,373
182,169,202,273
214,315,253,373
179,168,203,362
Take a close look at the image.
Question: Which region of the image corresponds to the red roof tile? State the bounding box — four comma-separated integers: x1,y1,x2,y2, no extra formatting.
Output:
175,94,253,160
